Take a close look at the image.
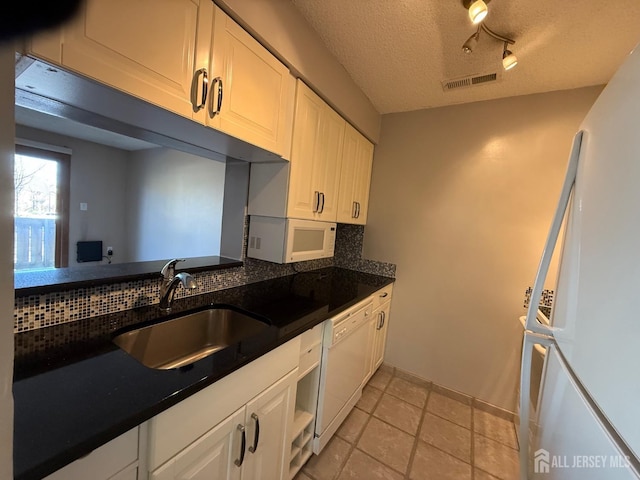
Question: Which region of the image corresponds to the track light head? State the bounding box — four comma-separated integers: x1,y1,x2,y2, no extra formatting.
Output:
462,28,481,54
502,42,518,70
468,0,488,24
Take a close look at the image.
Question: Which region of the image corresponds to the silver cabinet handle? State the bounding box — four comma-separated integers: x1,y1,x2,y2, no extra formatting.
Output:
234,424,246,467
377,311,383,330
319,192,325,213
352,201,357,218
356,201,361,218
313,191,320,213
190,68,208,112
380,310,386,329
380,292,388,298
248,413,260,453
208,76,223,118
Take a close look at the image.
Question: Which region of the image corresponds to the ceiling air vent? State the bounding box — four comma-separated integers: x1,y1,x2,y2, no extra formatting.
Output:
442,72,500,91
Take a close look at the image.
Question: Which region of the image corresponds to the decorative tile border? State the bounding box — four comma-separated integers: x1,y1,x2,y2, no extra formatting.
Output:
14,219,396,333
389,366,516,417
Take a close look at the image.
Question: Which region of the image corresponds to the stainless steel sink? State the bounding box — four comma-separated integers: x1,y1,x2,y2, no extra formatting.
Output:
113,307,269,370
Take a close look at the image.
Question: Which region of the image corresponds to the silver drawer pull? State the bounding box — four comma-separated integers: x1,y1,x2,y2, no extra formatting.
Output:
248,413,260,453
235,424,246,466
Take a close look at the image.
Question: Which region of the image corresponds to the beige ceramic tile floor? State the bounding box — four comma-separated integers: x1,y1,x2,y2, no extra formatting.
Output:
296,367,519,480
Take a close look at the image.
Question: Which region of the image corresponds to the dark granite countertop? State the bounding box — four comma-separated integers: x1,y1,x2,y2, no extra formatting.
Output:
13,266,393,480
15,256,242,296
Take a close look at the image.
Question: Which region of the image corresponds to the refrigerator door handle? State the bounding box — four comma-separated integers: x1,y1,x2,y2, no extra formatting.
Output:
525,130,584,335
519,332,554,480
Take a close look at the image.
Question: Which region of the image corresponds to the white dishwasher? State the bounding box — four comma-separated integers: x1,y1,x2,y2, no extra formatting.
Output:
314,298,373,453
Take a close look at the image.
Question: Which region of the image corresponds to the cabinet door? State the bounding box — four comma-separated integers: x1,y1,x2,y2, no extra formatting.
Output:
336,124,361,223
352,136,374,225
373,302,391,370
287,82,324,221
151,408,245,480
61,0,213,121
314,106,345,222
243,370,297,480
208,7,291,156
337,124,373,225
363,315,378,386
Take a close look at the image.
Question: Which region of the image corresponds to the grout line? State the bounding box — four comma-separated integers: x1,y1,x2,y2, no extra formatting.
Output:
404,385,432,479
301,369,518,480
473,430,520,451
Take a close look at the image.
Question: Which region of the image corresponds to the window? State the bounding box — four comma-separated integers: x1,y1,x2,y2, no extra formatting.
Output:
14,144,70,270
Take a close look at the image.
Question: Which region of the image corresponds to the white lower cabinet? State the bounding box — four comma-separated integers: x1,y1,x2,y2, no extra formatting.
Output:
372,300,392,371
150,408,244,480
146,339,300,480
363,284,393,385
150,370,295,480
44,427,140,480
243,371,296,480
370,285,393,374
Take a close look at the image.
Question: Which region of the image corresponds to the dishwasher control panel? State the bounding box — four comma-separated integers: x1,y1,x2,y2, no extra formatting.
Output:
324,299,373,347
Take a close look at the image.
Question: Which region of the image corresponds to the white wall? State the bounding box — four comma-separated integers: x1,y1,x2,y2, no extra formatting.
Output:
126,148,226,261
0,46,15,480
363,86,602,410
14,125,131,265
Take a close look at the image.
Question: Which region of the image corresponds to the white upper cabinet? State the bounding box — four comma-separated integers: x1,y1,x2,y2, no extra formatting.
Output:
336,123,374,225
56,0,213,123
26,0,293,157
207,7,293,157
287,81,345,221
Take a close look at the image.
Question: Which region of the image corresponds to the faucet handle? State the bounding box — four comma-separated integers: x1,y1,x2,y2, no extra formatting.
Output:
161,258,185,279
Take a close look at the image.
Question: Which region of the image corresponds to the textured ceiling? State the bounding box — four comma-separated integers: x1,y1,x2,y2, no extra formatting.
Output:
291,0,640,114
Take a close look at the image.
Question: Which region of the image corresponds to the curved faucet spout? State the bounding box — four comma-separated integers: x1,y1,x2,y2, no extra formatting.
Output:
159,271,197,312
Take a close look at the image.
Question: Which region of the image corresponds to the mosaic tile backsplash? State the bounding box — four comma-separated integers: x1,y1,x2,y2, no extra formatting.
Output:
523,287,554,309
14,222,395,333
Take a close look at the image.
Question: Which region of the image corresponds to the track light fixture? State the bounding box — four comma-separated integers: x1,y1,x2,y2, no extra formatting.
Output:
502,42,518,70
460,23,518,71
467,0,488,24
462,26,481,54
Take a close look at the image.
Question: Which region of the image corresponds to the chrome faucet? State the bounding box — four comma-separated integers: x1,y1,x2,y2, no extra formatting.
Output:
159,259,197,312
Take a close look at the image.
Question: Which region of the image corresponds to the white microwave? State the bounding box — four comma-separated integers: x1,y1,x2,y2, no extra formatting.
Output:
247,216,336,264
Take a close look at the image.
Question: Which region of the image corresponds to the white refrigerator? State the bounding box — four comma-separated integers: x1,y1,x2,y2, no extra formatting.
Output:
519,43,640,479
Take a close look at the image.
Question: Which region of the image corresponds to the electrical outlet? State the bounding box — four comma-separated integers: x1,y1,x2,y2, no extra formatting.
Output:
107,246,114,256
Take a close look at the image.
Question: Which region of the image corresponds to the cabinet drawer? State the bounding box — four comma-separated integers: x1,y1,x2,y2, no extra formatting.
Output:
300,323,323,351
44,427,139,480
372,284,393,310
298,342,321,379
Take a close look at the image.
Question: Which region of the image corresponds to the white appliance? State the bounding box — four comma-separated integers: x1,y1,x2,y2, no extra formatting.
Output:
519,44,640,479
247,216,336,263
313,297,373,453
516,312,548,448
